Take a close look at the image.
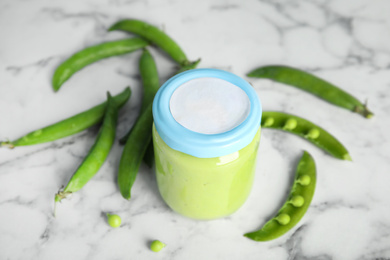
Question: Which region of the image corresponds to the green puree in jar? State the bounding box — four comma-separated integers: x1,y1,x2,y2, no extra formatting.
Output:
153,125,261,220
152,69,262,220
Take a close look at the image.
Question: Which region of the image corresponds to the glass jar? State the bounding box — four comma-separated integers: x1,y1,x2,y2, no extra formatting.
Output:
152,69,262,220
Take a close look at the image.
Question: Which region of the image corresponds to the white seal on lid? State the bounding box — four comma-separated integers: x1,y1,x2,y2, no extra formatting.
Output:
169,77,250,135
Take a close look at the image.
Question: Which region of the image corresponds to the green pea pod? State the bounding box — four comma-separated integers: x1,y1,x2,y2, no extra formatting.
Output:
142,142,155,168
248,65,373,118
1,87,130,148
262,111,351,160
55,92,119,204
119,48,160,145
245,150,316,241
118,103,153,200
108,19,197,68
52,38,148,91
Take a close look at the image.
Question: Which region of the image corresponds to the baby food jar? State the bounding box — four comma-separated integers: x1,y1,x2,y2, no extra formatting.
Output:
152,69,262,220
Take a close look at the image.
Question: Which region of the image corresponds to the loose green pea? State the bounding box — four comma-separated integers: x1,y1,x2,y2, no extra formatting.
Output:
107,213,122,228
150,240,166,252
263,117,274,127
298,175,311,186
276,214,291,225
290,195,305,207
283,118,297,130
306,128,320,139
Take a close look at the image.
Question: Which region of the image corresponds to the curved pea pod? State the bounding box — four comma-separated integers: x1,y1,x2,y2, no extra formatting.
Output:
262,111,351,161
244,151,316,241
1,87,131,148
118,103,153,200
55,92,119,205
248,65,373,118
52,38,148,91
108,19,198,68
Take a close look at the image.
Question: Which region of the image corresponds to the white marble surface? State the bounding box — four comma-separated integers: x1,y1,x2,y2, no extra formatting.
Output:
1,0,390,259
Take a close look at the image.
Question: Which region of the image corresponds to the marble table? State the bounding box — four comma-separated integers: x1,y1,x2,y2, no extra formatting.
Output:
1,0,390,259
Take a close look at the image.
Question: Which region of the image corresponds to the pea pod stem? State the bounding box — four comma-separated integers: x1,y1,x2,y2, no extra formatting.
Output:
244,151,316,241
52,38,148,91
118,103,153,200
55,92,119,206
108,19,198,68
262,111,351,160
1,87,131,148
248,65,373,118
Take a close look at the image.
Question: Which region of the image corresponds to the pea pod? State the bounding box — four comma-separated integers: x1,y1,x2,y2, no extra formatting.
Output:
262,111,351,160
1,87,131,148
140,59,201,166
244,151,316,241
248,65,373,118
118,104,153,200
108,19,197,68
52,38,148,91
119,48,160,145
55,92,119,205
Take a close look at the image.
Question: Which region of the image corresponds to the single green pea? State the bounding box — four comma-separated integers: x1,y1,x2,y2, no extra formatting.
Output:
263,117,274,127
276,214,290,225
107,213,122,228
283,118,297,130
297,175,311,186
290,195,305,207
150,240,166,252
306,128,320,139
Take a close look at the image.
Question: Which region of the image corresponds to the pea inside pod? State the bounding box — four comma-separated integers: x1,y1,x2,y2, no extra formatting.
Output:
244,151,316,241
261,111,351,161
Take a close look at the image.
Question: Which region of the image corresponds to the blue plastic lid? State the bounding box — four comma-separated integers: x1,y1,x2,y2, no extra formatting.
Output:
153,68,262,158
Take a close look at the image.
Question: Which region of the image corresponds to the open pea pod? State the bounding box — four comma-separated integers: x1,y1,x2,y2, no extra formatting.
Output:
245,150,316,241
262,111,351,160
